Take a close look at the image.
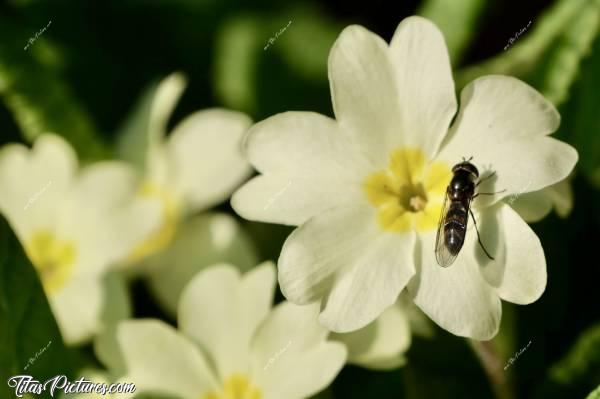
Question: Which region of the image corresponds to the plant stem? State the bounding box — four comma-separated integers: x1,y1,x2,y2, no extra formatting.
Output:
469,339,514,399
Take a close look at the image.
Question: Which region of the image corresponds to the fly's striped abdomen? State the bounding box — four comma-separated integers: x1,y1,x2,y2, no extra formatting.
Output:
443,201,468,255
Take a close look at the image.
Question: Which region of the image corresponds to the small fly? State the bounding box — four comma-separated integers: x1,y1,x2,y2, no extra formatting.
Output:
435,157,503,267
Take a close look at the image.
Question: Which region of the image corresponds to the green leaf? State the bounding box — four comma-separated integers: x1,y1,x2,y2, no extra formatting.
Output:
0,18,108,160
214,6,342,117
549,325,600,385
0,214,73,396
533,324,600,398
557,33,600,187
587,385,600,399
214,15,263,114
455,0,597,92
418,0,486,65
526,0,599,105
277,8,341,81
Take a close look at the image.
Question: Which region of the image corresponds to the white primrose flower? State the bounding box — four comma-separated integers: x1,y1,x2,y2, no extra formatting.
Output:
125,210,410,370
123,189,408,372
232,16,578,339
105,263,346,399
117,73,252,264
0,134,160,344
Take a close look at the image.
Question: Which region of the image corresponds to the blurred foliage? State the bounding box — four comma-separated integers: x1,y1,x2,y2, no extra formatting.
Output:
527,0,599,106
214,4,342,119
276,7,340,81
533,324,600,398
455,0,599,91
559,34,600,188
0,214,73,397
588,385,600,399
0,0,599,398
214,14,263,114
0,19,108,160
417,0,486,64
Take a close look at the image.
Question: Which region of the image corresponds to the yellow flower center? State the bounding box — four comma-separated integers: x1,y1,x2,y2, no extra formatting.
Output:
126,181,180,263
25,231,77,295
201,374,261,399
364,148,452,232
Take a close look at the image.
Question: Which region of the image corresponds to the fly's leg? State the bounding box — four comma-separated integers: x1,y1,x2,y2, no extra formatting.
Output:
472,189,506,199
469,208,494,261
476,171,496,187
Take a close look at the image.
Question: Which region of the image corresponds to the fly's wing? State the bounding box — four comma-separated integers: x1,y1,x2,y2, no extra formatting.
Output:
435,191,459,267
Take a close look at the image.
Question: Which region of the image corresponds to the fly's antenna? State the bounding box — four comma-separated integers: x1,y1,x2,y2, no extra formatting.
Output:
461,156,474,163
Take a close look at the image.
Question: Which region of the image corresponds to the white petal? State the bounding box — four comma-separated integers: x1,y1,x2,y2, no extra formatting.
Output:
436,76,578,205
178,263,276,380
508,189,553,223
166,108,252,211
232,111,370,225
117,319,218,398
332,300,410,370
318,231,415,333
546,178,573,218
250,302,346,399
63,161,162,270
95,328,126,380
94,272,131,376
479,204,546,304
232,174,364,226
0,134,76,241
408,231,501,340
388,16,457,158
148,73,187,142
145,143,171,187
117,73,187,170
44,231,113,345
511,174,574,222
50,273,104,345
144,212,259,316
328,25,401,167
278,205,415,332
244,111,372,178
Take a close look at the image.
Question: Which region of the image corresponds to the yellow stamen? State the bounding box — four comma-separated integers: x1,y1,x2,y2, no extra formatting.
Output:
25,231,77,295
364,148,452,232
201,374,262,399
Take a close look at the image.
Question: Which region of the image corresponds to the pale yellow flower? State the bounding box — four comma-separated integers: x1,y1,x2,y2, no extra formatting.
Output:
0,135,160,344
232,16,578,339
